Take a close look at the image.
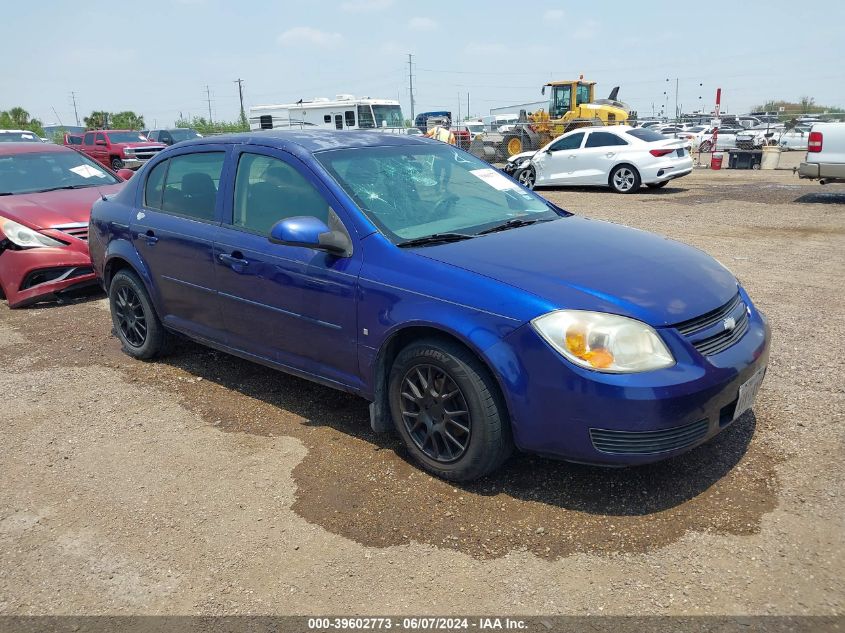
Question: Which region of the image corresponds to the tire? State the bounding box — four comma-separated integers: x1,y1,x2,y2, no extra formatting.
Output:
646,180,669,189
699,140,712,153
388,338,513,481
109,269,172,360
516,165,536,190
111,157,124,171
609,164,641,194
503,134,525,157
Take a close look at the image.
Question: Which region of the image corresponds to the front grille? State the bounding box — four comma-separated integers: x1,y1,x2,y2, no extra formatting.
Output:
52,223,88,242
131,147,164,160
691,310,750,355
673,293,750,356
590,419,710,455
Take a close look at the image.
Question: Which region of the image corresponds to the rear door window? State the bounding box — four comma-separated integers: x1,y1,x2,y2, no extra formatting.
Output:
584,131,628,148
159,152,226,222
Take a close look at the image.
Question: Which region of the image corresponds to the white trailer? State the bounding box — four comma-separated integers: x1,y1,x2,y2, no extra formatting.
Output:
249,95,405,132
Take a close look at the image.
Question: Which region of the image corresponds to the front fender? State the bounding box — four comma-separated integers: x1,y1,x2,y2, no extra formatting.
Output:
101,238,161,312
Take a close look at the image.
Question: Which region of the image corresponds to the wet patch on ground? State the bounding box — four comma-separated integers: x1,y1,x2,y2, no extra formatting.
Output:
0,299,782,560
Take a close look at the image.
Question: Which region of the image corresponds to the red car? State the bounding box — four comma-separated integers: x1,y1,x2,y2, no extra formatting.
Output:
0,143,126,308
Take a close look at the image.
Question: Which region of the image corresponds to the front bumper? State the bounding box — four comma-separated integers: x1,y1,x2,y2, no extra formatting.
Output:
0,239,97,308
120,158,145,170
487,288,771,465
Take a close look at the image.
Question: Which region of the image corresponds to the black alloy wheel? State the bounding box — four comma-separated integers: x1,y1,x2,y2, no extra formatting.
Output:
400,363,471,463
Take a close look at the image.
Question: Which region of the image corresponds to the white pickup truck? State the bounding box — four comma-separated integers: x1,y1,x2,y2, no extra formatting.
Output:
798,123,845,184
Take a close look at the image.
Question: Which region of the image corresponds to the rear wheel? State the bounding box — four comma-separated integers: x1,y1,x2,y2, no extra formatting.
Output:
609,164,641,194
109,269,172,359
388,339,513,481
516,165,536,189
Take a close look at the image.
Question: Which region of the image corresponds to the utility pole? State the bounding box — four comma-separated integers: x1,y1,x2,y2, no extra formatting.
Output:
675,77,679,120
205,85,213,124
70,92,80,126
407,53,415,122
467,93,470,120
234,78,246,124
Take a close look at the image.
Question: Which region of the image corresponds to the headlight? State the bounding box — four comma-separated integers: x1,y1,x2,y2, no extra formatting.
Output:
124,148,135,155
531,310,674,373
1,218,65,248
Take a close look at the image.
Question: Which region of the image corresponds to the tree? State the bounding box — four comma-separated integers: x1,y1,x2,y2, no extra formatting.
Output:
173,115,248,135
0,106,45,136
110,111,145,130
84,111,110,129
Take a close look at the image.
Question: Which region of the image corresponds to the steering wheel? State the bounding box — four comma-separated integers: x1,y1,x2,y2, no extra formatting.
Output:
432,194,459,218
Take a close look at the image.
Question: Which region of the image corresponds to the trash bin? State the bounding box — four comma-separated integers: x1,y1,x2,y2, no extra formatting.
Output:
728,149,763,170
710,153,724,170
761,146,781,170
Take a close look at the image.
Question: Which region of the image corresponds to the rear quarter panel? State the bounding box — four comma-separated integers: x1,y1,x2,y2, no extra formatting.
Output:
813,123,845,163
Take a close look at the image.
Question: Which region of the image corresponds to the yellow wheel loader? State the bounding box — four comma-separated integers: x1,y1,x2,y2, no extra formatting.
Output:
471,78,632,161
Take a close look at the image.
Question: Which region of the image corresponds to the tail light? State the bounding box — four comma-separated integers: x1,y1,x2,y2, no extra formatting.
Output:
808,131,823,152
650,148,674,157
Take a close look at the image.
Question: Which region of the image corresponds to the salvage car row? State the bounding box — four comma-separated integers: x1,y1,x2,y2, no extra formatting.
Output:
0,129,771,483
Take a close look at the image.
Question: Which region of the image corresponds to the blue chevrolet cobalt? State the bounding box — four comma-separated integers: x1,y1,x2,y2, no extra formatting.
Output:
89,130,770,481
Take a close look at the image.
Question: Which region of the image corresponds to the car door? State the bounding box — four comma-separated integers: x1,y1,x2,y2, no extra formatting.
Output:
130,146,231,341
212,147,363,386
533,132,585,185
576,130,632,184
94,132,109,166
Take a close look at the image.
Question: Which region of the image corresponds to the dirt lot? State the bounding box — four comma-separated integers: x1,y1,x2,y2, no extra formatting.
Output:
1,159,843,617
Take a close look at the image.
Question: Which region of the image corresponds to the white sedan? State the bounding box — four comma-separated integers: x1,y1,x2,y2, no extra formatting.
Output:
510,126,693,193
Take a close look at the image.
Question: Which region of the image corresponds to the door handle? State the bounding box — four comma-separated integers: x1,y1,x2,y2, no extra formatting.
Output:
144,229,159,245
218,252,249,267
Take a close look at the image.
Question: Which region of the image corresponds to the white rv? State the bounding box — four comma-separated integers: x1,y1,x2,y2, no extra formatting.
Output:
249,95,405,132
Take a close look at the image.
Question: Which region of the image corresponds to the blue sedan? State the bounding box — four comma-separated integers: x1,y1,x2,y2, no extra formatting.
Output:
89,130,770,481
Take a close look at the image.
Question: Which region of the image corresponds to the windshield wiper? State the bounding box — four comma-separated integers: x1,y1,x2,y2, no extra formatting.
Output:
397,232,475,248
476,217,544,235
32,184,98,193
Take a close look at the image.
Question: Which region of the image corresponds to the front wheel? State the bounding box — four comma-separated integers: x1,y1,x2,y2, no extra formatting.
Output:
109,269,172,359
111,157,124,171
609,164,641,194
388,339,513,481
516,165,536,189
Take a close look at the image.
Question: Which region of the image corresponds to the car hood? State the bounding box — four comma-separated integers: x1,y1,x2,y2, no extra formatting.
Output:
416,216,738,326
0,184,124,229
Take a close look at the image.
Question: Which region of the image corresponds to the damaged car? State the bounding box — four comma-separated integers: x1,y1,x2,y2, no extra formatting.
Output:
0,143,125,308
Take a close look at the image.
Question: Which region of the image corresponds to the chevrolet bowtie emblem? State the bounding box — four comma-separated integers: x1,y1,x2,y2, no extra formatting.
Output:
723,316,736,331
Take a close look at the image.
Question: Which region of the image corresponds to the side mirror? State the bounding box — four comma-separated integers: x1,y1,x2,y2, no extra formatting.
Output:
95,140,107,146
116,168,135,181
269,216,352,257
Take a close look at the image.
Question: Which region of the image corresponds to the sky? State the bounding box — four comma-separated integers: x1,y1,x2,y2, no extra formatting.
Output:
4,0,845,128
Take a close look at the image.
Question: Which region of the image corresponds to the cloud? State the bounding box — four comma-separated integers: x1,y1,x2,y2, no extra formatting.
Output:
464,42,508,56
341,0,393,11
408,16,438,31
573,19,599,40
543,9,565,20
277,27,343,48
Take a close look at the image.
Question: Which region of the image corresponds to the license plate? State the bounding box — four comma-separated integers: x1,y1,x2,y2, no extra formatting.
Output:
676,148,686,157
734,367,766,419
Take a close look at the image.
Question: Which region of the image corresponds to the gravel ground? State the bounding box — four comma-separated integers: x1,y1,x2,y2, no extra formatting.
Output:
0,161,843,616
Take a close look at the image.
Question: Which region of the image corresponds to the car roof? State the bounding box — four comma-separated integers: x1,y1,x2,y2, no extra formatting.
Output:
0,142,74,156
175,129,432,153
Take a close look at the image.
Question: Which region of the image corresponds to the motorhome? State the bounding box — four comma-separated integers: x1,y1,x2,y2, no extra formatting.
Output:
249,95,404,132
